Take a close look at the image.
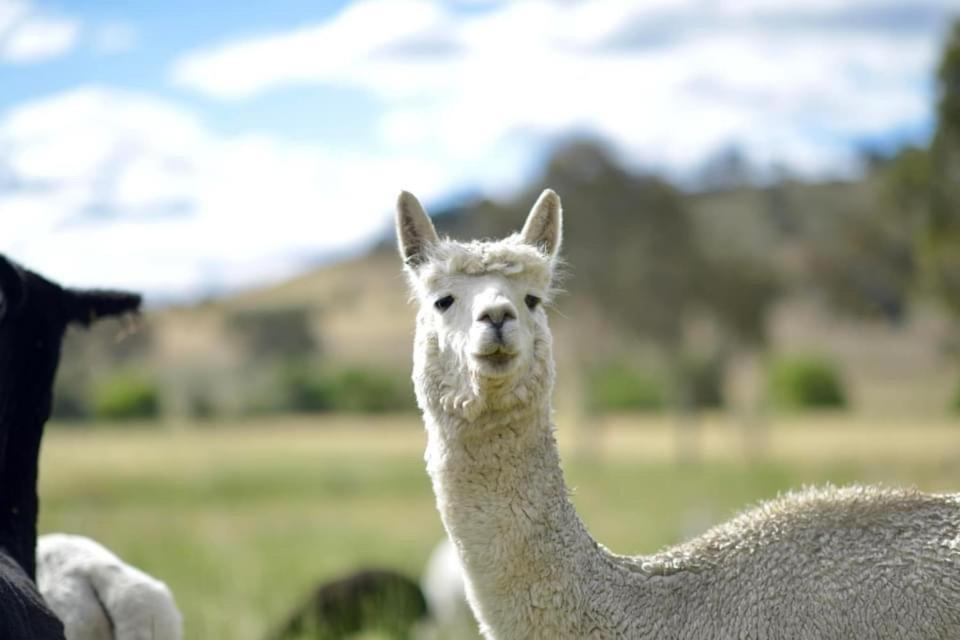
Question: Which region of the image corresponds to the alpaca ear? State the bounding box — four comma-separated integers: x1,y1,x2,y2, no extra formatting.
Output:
396,191,439,268
0,256,25,322
64,288,142,327
521,189,562,259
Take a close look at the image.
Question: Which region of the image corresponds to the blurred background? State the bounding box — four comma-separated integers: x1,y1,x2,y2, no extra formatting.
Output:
3,0,960,638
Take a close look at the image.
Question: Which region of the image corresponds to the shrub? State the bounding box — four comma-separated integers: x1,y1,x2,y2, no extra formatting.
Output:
279,363,334,413
324,368,416,413
92,373,160,421
275,364,415,414
769,356,847,410
587,363,665,413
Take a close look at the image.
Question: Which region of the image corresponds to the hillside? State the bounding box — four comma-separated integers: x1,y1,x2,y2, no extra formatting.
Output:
55,174,958,421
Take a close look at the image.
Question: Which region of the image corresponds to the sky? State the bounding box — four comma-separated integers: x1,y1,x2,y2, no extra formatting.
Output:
0,0,957,300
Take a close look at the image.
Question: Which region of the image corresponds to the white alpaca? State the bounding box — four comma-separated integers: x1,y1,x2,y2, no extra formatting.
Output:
396,189,960,639
36,534,183,640
421,538,477,639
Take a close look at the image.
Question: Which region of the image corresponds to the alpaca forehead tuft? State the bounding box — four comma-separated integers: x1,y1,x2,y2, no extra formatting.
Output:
412,236,555,292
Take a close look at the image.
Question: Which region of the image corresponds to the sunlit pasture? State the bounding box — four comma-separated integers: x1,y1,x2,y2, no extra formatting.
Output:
39,414,960,640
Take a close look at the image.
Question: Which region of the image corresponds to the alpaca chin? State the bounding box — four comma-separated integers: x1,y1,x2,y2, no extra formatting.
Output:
469,351,521,380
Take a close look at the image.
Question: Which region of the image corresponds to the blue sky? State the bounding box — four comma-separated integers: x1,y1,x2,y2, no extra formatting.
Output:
1,0,957,299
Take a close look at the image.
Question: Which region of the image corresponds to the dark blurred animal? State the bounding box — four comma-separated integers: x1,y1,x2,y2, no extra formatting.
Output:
266,568,428,640
0,255,141,639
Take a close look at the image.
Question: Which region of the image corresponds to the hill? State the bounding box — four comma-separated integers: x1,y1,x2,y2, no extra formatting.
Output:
54,171,957,421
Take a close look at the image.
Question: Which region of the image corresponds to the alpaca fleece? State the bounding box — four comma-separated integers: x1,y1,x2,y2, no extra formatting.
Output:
397,190,960,640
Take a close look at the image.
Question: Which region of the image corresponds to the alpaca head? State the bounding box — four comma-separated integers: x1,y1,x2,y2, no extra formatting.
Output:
0,254,142,401
0,254,141,334
397,189,562,423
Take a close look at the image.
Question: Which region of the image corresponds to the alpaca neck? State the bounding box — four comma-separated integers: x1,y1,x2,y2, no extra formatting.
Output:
0,334,60,580
423,397,609,638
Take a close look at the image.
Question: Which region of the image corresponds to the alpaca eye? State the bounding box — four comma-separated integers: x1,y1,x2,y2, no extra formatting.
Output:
525,294,541,310
434,295,455,312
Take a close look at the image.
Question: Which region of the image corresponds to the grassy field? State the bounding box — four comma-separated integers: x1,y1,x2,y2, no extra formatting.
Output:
38,413,960,640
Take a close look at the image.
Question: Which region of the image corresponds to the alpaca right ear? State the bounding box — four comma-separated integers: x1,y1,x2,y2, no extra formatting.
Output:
0,256,25,322
396,191,439,268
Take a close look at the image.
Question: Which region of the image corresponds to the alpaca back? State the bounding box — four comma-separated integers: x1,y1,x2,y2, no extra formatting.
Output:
601,486,960,639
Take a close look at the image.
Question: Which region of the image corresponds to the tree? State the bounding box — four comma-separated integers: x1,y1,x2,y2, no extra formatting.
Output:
803,195,916,324
549,142,702,347
542,141,706,460
532,140,780,460
882,21,960,318
925,20,960,315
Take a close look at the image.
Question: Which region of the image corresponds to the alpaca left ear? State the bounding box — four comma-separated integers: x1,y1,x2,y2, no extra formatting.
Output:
521,189,562,259
64,289,142,327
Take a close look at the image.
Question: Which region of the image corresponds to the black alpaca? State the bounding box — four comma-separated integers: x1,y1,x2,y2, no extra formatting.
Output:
266,568,429,640
0,255,141,639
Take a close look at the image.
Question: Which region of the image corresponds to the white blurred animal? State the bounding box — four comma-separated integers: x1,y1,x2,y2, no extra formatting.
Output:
420,538,477,639
37,534,182,640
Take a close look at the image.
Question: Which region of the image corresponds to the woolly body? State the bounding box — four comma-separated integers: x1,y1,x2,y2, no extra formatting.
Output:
396,190,960,639
37,534,182,640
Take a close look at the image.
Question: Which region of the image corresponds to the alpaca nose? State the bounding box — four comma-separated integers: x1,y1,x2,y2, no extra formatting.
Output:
476,301,516,330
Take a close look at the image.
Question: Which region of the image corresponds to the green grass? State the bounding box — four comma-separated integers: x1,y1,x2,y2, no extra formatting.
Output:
38,414,960,640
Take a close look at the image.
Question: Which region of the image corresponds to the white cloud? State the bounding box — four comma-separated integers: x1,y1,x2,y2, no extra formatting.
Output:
3,0,955,297
0,1,28,36
172,0,448,100
0,88,455,297
0,0,79,63
170,0,953,176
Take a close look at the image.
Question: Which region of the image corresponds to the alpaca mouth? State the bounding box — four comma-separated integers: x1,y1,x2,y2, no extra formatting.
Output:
472,348,518,372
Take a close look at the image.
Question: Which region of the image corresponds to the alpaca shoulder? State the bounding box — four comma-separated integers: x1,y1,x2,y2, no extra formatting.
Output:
643,485,960,575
